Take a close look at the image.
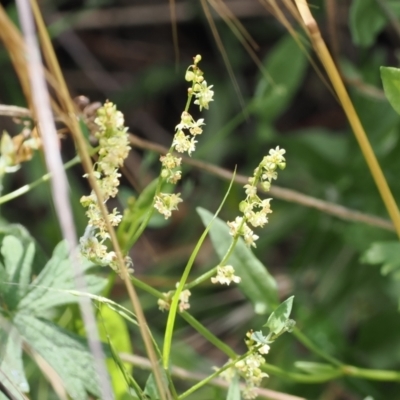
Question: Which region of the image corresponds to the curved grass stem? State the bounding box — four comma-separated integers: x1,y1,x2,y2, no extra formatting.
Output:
294,0,400,239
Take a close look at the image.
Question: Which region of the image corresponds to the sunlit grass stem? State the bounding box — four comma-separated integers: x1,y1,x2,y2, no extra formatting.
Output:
294,0,400,240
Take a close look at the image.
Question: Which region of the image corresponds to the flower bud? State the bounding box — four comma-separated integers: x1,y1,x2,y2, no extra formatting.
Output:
194,54,202,64
185,70,195,82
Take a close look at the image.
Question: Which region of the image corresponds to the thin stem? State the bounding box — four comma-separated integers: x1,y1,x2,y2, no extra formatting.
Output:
127,74,196,250
343,365,400,381
132,275,400,383
129,133,395,232
184,267,218,290
30,2,168,396
131,276,165,299
261,363,342,383
0,155,82,205
178,351,251,399
120,353,307,400
292,327,342,367
180,312,237,359
162,171,236,369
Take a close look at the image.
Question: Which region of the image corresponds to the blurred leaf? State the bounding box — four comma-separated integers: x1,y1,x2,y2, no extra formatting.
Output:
349,0,400,47
98,304,133,399
252,34,307,125
143,373,159,400
226,374,240,400
362,241,400,276
352,91,400,142
349,0,386,47
282,129,349,167
264,296,294,335
381,66,400,116
197,207,278,314
143,369,168,400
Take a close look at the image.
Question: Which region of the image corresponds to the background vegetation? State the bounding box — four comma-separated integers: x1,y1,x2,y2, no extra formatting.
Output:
1,0,400,399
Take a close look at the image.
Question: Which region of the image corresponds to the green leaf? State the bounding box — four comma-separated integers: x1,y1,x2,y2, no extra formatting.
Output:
226,373,241,400
381,67,400,116
0,322,29,398
252,34,307,124
1,235,35,309
0,224,48,276
13,314,101,400
143,373,159,400
362,241,400,276
143,370,168,400
0,235,108,399
197,208,278,314
98,304,134,399
350,0,400,47
18,240,106,315
349,0,386,47
251,330,270,345
264,296,294,335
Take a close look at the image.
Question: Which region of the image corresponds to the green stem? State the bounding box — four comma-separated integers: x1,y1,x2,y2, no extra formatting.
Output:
128,82,195,250
0,155,81,205
184,267,218,290
292,327,343,367
343,365,400,381
184,93,193,113
220,233,240,266
180,312,237,359
131,276,165,299
130,275,400,384
127,375,146,399
148,330,179,399
178,351,251,399
261,363,343,383
162,171,236,369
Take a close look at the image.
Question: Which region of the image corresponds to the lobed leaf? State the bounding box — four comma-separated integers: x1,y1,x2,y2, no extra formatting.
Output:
14,314,101,400
0,234,109,399
18,240,107,314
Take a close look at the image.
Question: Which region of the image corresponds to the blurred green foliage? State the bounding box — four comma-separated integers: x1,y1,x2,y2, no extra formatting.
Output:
1,0,400,399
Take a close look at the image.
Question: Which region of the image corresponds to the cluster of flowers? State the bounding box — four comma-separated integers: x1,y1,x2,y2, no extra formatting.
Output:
154,54,214,219
227,147,286,248
80,101,131,273
157,283,191,313
210,147,286,287
211,265,241,286
220,331,271,400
